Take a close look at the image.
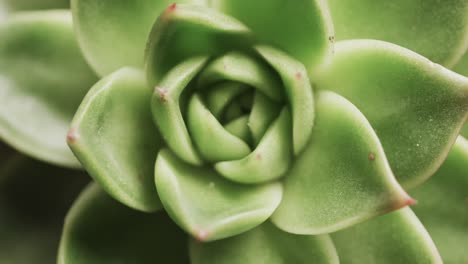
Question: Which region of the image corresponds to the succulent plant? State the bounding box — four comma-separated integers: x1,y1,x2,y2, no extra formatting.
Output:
0,0,467,263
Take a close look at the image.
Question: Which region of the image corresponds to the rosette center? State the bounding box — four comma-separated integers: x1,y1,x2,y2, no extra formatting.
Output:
151,47,315,184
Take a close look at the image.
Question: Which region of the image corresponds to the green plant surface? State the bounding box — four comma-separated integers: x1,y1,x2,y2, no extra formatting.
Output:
0,10,97,167
328,0,468,67
0,0,466,263
58,183,189,264
411,136,468,264
332,208,442,264
315,40,468,189
2,0,69,11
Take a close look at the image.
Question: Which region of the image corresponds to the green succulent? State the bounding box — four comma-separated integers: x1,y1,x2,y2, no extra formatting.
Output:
0,0,467,263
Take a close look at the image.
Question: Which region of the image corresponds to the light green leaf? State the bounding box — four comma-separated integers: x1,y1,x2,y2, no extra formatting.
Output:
71,0,206,76
0,10,97,168
462,123,468,138
69,68,162,212
411,136,468,264
187,94,251,162
255,45,315,155
248,92,282,145
328,0,468,67
453,51,468,76
215,108,292,184
211,0,334,75
332,208,442,264
190,221,338,264
154,149,283,241
204,82,248,119
151,57,208,166
197,51,283,102
272,91,412,235
145,3,253,85
58,183,190,264
316,40,468,189
3,0,69,11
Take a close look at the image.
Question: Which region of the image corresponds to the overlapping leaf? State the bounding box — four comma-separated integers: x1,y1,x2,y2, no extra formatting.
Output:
68,68,162,212
316,40,468,188
0,10,97,167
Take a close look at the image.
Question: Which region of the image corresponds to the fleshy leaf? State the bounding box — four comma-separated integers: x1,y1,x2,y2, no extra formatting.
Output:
145,3,253,85
68,68,162,212
204,82,248,119
271,91,412,235
3,0,69,11
189,221,339,264
151,57,208,166
462,123,468,138
188,94,251,162
248,92,282,145
316,40,468,188
215,108,292,184
332,208,442,263
255,45,315,155
197,51,283,101
453,51,468,76
411,136,468,264
211,0,334,75
0,10,97,168
71,0,206,76
58,183,190,264
328,0,468,67
154,149,283,241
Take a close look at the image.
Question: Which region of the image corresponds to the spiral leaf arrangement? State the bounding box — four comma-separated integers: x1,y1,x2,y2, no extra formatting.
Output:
0,0,467,263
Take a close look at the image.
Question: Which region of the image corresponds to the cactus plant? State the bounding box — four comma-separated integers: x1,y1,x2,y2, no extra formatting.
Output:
0,0,467,263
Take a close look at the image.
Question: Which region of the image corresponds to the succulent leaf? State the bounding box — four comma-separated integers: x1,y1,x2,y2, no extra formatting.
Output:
411,136,468,264
3,0,69,11
154,149,283,241
453,51,468,76
210,0,334,75
332,208,442,264
71,0,206,76
68,68,162,212
0,10,97,168
58,183,190,264
151,56,208,166
271,91,412,235
189,221,339,264
145,3,254,85
214,107,292,184
255,45,315,155
328,0,468,67
316,40,468,189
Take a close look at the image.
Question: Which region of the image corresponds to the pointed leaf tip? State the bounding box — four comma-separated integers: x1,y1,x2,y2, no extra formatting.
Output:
272,91,410,235
154,149,283,241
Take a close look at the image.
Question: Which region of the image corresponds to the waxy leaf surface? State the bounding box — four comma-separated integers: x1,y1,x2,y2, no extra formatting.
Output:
72,0,205,76
272,91,411,234
411,137,468,264
332,208,442,264
0,11,97,167
211,0,334,75
190,221,338,264
316,40,468,188
69,68,162,212
59,183,189,264
328,0,468,67
154,149,283,241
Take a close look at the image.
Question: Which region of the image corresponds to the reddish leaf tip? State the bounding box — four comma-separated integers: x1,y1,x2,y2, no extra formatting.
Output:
155,86,168,102
405,197,417,206
295,72,302,80
67,128,79,144
195,230,209,242
168,3,177,12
